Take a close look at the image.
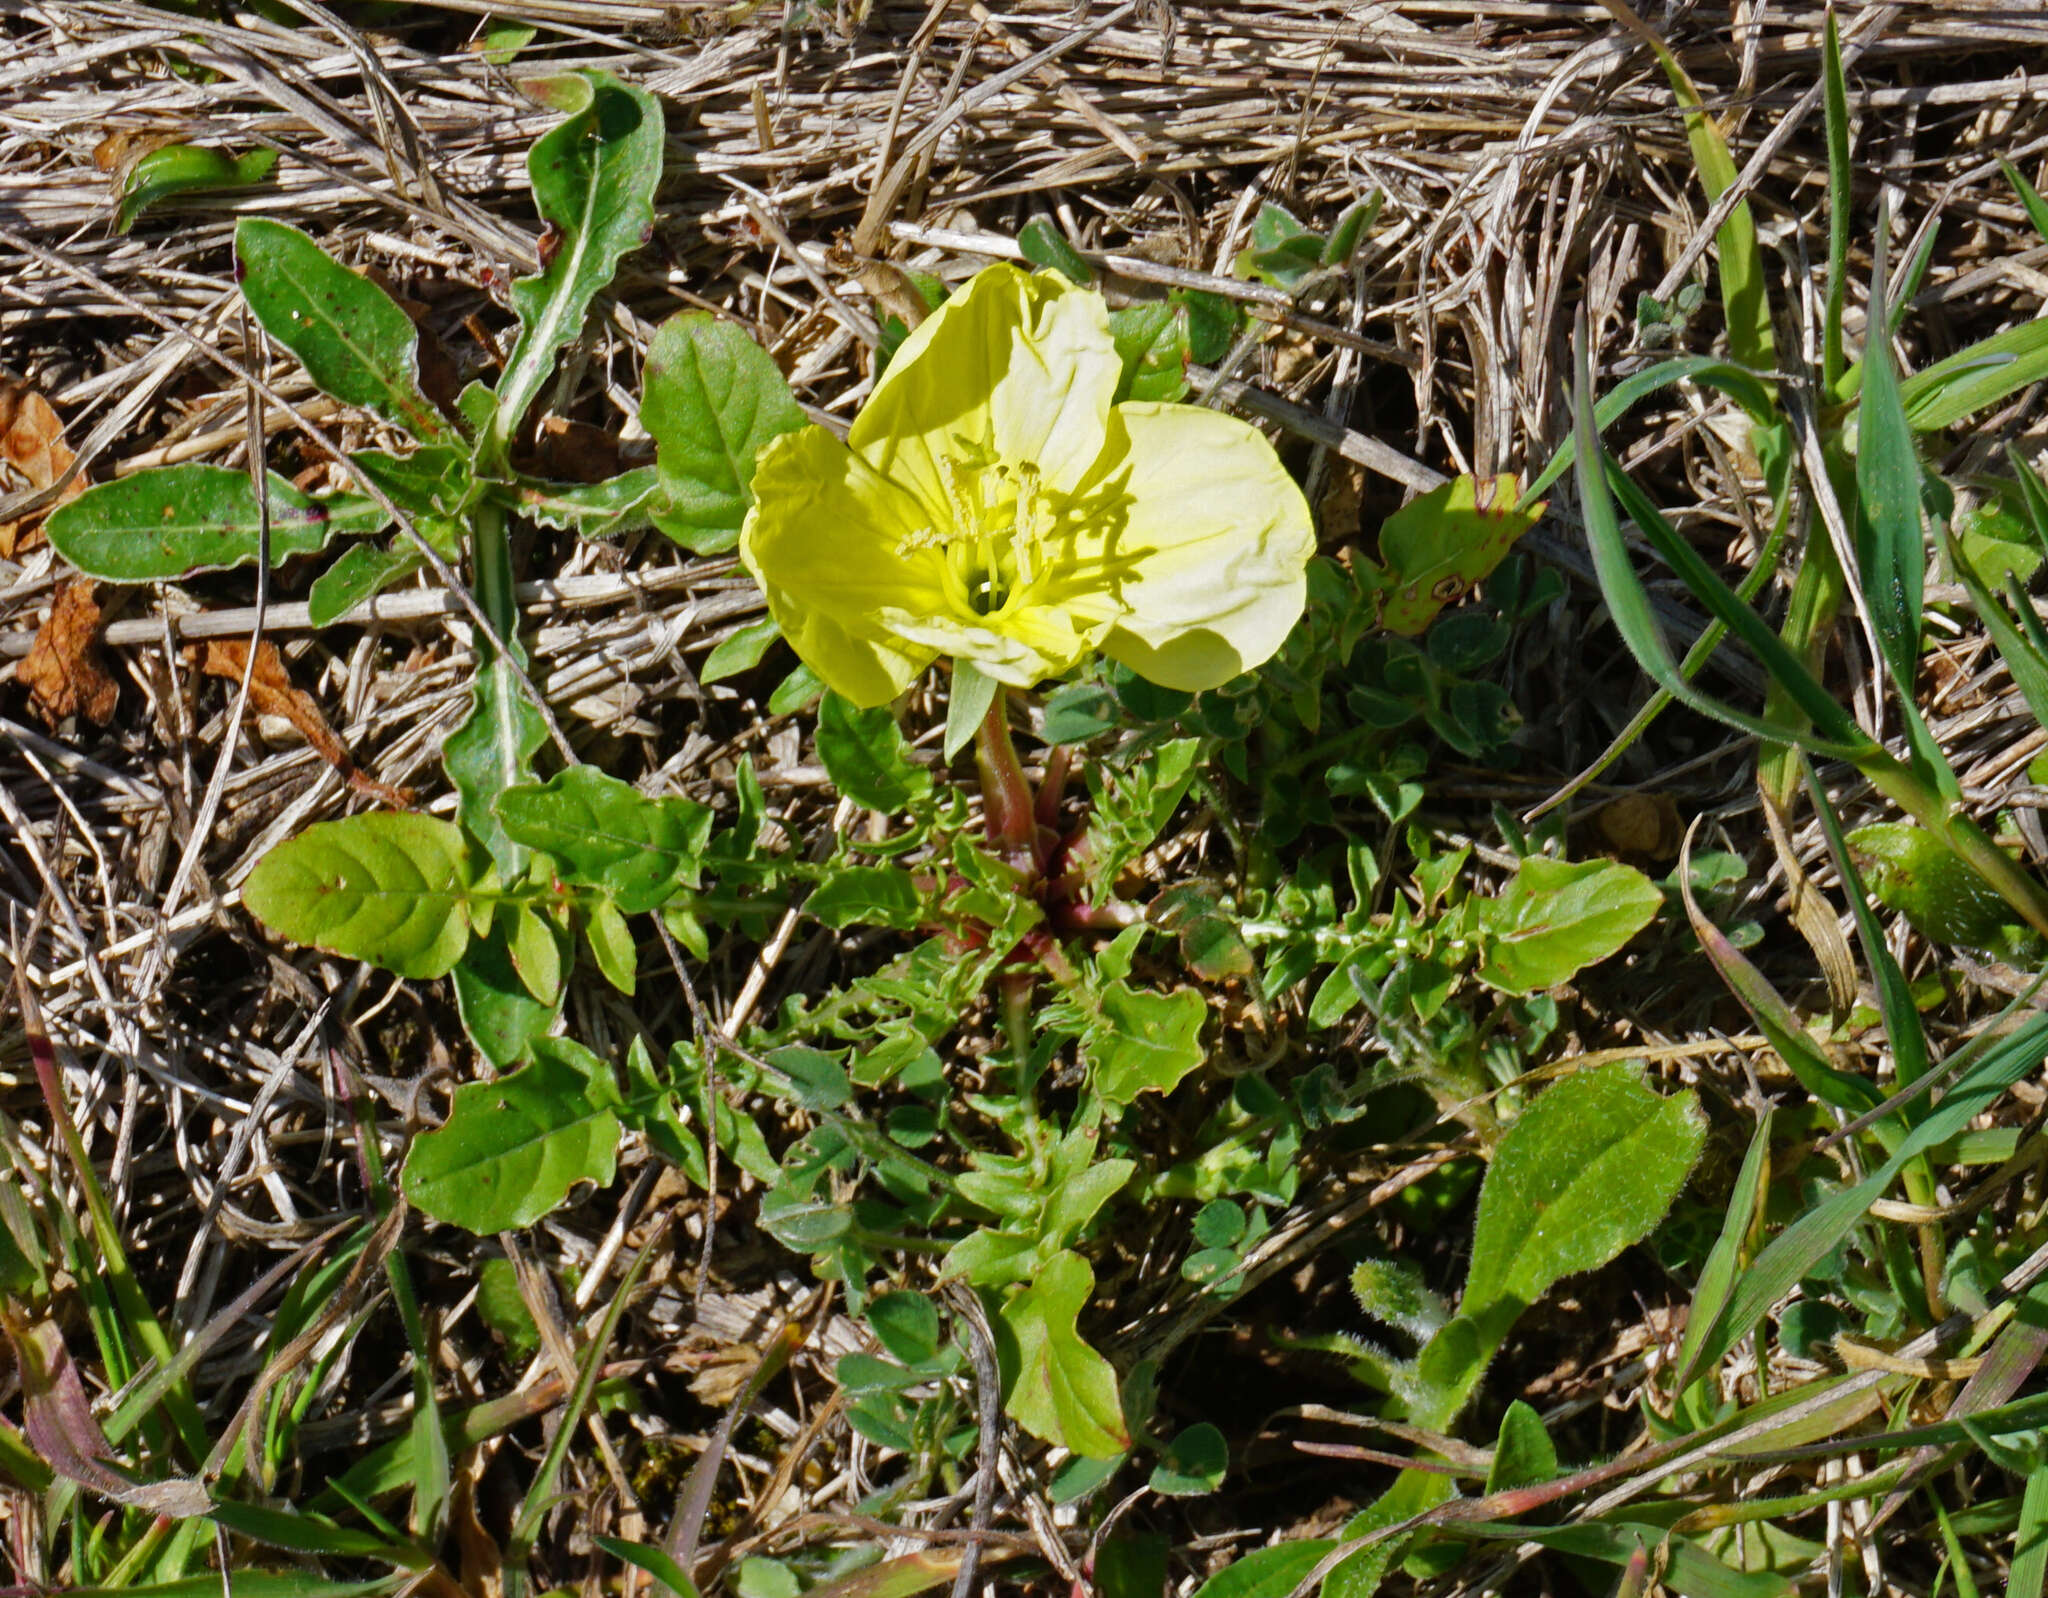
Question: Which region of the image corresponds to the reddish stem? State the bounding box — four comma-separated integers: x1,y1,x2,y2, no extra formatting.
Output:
975,685,1037,873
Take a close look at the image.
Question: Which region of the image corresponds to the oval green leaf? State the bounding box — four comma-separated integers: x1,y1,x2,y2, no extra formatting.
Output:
242,813,476,980
1475,855,1661,994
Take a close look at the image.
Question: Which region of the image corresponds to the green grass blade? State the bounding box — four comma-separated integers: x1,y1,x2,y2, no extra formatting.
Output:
2010,1449,2048,1598
1822,10,1851,393
2004,156,2048,242
1671,1107,1774,1391
1854,208,1929,695
1947,533,2048,729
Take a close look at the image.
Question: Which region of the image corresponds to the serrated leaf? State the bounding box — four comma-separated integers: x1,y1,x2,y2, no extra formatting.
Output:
235,218,455,445
496,766,713,915
46,465,385,581
1377,473,1544,636
1000,1250,1128,1458
1463,1063,1704,1320
1085,983,1206,1108
242,813,476,980
117,144,276,234
806,866,924,930
816,692,931,811
505,466,658,535
308,543,424,628
402,1037,621,1231
643,311,807,552
1475,855,1661,994
491,71,665,454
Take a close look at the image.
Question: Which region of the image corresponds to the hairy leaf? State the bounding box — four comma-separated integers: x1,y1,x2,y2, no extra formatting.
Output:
243,814,476,980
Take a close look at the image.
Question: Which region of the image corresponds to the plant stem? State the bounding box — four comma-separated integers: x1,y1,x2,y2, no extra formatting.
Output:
975,685,1036,870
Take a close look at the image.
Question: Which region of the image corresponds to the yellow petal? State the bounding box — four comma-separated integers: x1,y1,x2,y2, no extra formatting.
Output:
739,426,945,707
851,264,1119,508
1092,403,1315,692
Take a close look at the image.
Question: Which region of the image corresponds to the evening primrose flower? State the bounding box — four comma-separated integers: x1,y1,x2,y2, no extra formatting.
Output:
738,263,1315,708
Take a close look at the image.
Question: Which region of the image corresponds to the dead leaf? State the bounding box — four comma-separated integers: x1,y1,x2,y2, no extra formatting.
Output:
20,580,118,727
1595,792,1681,861
0,1305,211,1518
189,637,413,810
0,378,87,557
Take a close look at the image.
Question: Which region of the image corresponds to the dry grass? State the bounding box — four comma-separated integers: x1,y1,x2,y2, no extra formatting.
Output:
4,0,2048,1591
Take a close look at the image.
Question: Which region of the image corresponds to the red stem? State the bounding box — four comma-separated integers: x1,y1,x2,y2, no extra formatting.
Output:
975,686,1037,873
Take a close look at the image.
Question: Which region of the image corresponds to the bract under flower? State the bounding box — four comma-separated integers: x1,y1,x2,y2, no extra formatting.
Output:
740,263,1314,708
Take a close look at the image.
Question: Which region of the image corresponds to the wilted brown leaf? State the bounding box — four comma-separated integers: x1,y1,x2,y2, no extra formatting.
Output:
0,379,87,557
20,580,118,727
190,637,413,810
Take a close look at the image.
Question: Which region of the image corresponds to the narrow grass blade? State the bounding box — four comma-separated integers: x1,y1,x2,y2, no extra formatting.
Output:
1670,1103,1774,1392
1854,206,1929,697
1821,11,1851,393
1681,1009,2048,1376
1948,532,2048,729
2010,1449,2048,1598
1999,157,2048,243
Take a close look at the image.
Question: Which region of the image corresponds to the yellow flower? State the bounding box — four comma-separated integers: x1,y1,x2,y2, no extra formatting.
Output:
739,263,1315,708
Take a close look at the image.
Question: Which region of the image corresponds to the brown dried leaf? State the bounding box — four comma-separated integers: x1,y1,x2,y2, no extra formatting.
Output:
190,637,413,810
20,580,119,727
0,379,87,558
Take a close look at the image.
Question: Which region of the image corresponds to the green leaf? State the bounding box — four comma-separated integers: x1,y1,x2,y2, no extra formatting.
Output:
2003,157,2048,245
235,218,456,445
1085,983,1206,1109
474,1257,542,1359
1149,1422,1227,1496
401,1037,621,1231
507,904,563,1004
46,465,385,581
1846,822,2020,947
492,70,665,454
702,615,783,684
1187,1541,1337,1598
451,926,561,1070
807,866,924,931
242,814,476,980
586,896,637,995
1018,215,1093,285
1484,1401,1556,1494
867,1291,942,1366
1000,1249,1129,1458
1463,1063,1704,1320
117,144,277,234
445,657,548,880
505,466,658,535
1232,201,1324,290
816,692,931,811
1899,319,2048,432
591,1536,702,1598
347,445,469,520
1670,1109,1772,1390
643,310,808,552
1474,855,1660,994
496,766,713,915
1106,301,1191,403
1855,228,1926,690
1321,191,1383,267
308,543,425,628
945,659,998,762
1377,473,1544,636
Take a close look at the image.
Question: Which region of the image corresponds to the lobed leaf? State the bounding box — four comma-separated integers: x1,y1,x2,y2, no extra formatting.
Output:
999,1249,1129,1458
493,70,666,454
242,814,476,980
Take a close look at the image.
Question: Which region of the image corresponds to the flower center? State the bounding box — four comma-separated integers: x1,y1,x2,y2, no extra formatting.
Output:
903,451,1055,623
